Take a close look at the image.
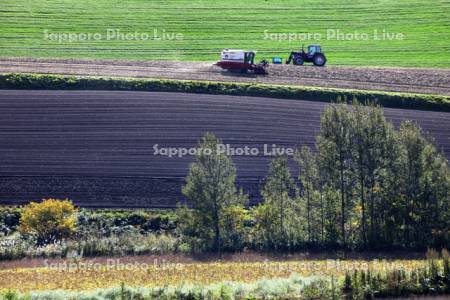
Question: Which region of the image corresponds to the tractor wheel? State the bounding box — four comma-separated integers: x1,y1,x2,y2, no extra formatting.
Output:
254,66,267,75
293,57,304,65
313,54,326,66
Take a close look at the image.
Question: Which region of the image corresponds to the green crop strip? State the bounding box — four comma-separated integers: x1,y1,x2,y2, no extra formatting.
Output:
1,73,448,111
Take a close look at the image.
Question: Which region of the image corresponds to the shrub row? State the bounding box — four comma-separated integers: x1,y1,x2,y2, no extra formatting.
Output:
0,207,178,237
0,73,449,111
77,209,178,234
0,203,180,260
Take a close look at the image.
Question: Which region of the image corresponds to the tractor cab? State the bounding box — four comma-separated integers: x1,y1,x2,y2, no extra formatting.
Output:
307,45,322,56
244,51,256,64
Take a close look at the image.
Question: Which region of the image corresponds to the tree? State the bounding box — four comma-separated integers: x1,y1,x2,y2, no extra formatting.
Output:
19,198,77,245
316,103,355,247
179,105,450,252
396,121,450,248
182,132,247,252
258,156,299,250
352,103,369,246
418,143,450,247
220,203,251,251
351,103,399,247
397,121,429,246
295,146,320,244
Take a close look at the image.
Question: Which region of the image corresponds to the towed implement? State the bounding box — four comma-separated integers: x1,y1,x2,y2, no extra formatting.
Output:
215,49,268,74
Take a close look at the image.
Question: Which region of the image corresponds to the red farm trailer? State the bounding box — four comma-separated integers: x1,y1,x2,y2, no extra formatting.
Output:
215,49,268,74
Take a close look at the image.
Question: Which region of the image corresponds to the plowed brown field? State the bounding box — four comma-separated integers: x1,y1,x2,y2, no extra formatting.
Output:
0,90,448,207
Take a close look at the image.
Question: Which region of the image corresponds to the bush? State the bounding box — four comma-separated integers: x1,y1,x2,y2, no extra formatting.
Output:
0,207,21,236
0,234,32,260
74,230,179,257
340,261,450,299
19,199,77,245
76,209,178,237
220,205,252,251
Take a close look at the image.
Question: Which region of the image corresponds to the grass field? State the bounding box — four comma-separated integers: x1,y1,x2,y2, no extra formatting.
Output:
0,0,449,67
0,259,428,292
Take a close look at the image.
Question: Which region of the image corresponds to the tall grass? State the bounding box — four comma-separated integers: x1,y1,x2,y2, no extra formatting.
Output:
0,275,338,300
1,259,449,299
0,232,180,260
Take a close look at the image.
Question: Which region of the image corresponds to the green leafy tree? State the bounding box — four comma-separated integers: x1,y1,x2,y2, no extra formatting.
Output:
181,132,247,252
220,203,251,251
258,156,299,250
316,103,355,247
295,146,321,244
351,103,400,247
396,121,450,248
180,105,450,252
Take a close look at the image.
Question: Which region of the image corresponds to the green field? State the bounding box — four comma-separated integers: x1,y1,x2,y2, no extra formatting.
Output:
0,0,449,67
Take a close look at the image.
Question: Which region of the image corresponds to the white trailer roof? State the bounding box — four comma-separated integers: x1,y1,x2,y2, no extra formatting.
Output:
220,49,255,62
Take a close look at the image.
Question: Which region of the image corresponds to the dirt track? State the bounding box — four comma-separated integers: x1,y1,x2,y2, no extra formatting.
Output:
0,90,448,208
1,57,450,95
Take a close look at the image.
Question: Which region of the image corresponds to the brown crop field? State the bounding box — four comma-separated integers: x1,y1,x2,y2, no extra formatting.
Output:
0,90,448,208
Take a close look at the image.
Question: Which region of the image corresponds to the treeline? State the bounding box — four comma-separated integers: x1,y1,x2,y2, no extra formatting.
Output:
180,102,450,252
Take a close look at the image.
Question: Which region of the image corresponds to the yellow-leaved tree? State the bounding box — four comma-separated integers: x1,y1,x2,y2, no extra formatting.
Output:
19,198,77,245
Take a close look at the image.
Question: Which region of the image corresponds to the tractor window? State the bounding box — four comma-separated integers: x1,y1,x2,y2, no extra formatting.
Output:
245,52,255,64
308,46,321,55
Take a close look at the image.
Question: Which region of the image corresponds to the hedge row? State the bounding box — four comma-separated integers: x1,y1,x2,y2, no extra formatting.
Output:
0,207,178,235
1,73,449,111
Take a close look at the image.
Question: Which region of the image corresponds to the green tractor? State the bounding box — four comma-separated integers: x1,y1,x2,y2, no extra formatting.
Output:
286,45,327,67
